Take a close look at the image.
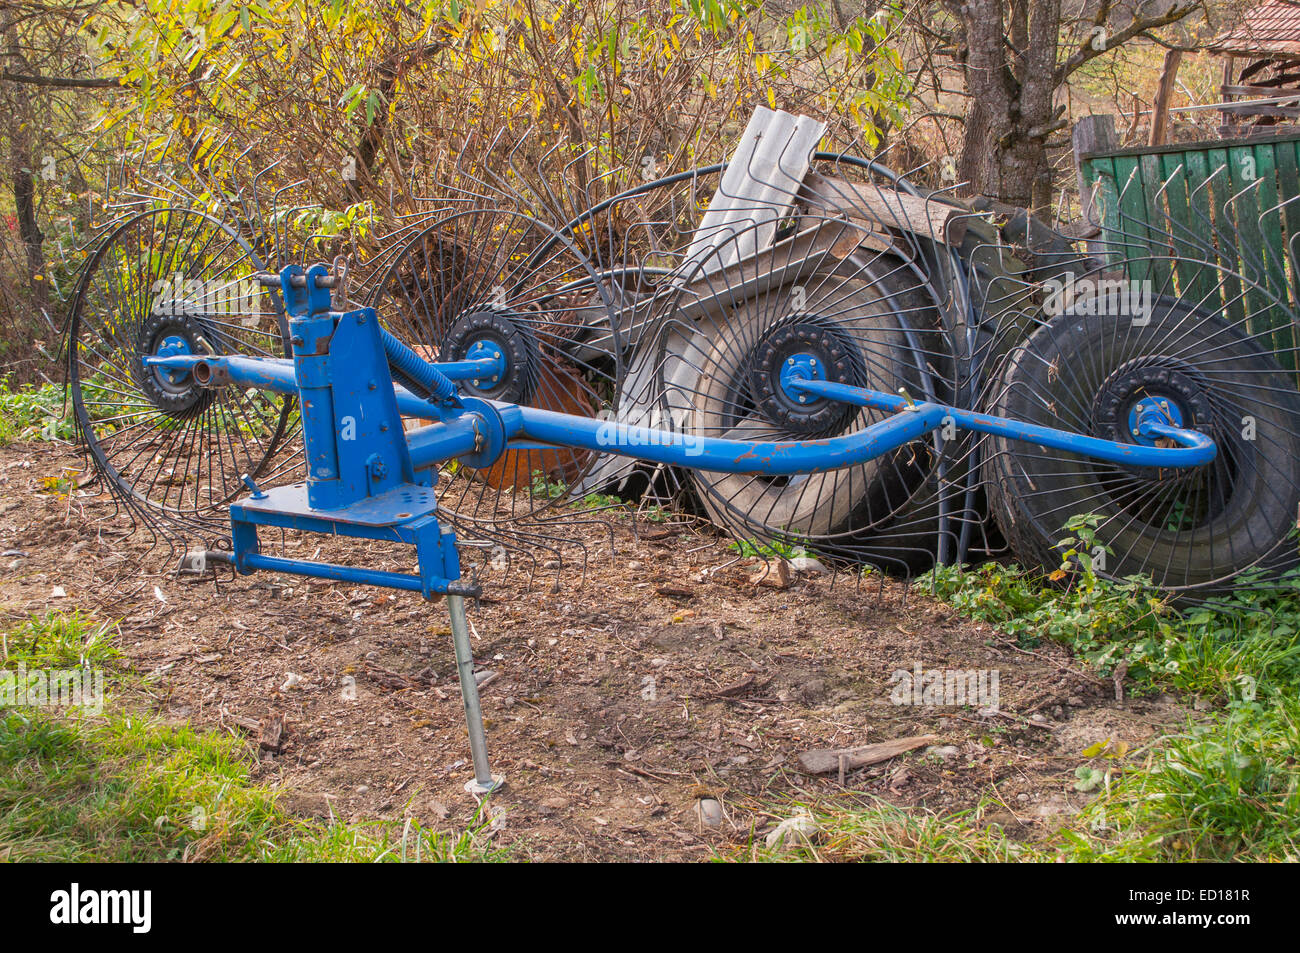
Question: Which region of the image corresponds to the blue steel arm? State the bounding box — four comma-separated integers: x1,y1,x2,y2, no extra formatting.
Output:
150,353,1217,474
784,377,1217,468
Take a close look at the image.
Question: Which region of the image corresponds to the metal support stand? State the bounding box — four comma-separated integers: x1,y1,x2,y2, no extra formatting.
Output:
447,593,504,795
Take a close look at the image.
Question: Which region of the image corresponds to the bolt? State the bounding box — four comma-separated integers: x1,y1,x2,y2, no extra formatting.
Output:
380,423,389,432
494,351,501,360
798,395,807,403
472,379,480,387
368,380,376,390
788,358,795,365
241,474,266,499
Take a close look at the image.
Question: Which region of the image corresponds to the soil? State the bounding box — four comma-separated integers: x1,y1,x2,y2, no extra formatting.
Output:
0,440,1191,860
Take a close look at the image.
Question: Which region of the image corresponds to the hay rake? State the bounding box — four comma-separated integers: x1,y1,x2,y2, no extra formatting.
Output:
65,110,1299,793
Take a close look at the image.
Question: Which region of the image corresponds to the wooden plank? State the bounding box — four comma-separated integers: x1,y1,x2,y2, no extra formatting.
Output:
1084,155,1124,268
1222,83,1300,97
1273,141,1300,371
1248,142,1294,366
1182,148,1224,319
1139,152,1174,293
1074,116,1117,261
1226,143,1270,330
1220,104,1300,118
1157,152,1209,306
801,172,969,245
1206,147,1248,331
1112,155,1152,284
797,734,939,775
1149,50,1182,147
1084,128,1300,161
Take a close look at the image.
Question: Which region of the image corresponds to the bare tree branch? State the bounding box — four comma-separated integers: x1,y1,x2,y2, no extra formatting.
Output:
1,68,121,88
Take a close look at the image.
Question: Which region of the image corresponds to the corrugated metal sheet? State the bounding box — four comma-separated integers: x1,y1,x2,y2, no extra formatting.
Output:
1209,0,1300,57
683,106,825,273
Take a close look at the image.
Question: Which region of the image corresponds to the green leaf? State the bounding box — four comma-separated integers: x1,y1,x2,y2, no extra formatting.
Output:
1081,739,1109,758
1073,766,1104,792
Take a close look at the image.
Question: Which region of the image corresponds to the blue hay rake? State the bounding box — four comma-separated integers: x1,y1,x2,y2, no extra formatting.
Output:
66,110,1300,793
133,251,1213,792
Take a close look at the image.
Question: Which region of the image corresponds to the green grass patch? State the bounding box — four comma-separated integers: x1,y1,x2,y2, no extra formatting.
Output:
0,612,505,862
727,537,808,560
0,375,76,445
1059,697,1300,861
3,611,123,670
731,797,1021,863
916,515,1300,862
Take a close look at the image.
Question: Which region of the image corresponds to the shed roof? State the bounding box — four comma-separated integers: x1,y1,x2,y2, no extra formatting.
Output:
1209,1,1300,57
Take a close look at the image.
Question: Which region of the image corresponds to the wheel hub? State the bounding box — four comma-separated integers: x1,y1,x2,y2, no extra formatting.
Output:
443,310,538,404
1127,395,1185,446
135,311,212,415
750,319,864,437
1092,360,1211,455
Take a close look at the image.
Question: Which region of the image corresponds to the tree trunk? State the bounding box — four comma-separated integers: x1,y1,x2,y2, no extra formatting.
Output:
956,0,1061,212
2,22,48,315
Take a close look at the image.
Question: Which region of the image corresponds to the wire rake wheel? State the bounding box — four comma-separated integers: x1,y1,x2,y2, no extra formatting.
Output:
983,289,1300,595
368,207,621,526
553,156,985,568
640,213,955,571
67,207,296,534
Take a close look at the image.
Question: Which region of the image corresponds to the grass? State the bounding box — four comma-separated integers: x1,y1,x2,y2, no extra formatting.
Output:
0,375,76,445
0,367,285,450
727,537,809,560
2,610,122,670
732,797,1020,862
922,525,1300,861
1059,697,1300,861
0,612,506,862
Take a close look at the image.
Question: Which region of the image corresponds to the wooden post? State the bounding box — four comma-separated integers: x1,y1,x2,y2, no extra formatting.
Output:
1149,49,1183,146
1072,115,1117,234
1221,54,1236,136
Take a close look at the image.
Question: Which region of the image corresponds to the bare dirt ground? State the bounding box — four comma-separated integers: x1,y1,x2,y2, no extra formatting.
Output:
0,440,1190,860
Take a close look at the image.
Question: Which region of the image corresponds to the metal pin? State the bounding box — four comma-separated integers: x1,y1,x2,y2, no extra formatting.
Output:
448,593,503,796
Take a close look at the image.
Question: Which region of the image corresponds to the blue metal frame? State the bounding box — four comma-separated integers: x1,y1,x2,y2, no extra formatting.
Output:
209,264,480,600
143,263,1219,601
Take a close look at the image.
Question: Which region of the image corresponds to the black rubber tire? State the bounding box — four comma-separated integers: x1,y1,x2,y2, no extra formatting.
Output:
983,296,1300,595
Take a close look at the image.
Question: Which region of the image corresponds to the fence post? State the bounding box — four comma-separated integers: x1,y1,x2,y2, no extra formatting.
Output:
1072,115,1117,257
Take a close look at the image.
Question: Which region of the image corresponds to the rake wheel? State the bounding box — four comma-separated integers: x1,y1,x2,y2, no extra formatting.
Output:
367,207,621,525
67,206,295,533
638,212,955,571
556,156,988,568
983,293,1300,594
